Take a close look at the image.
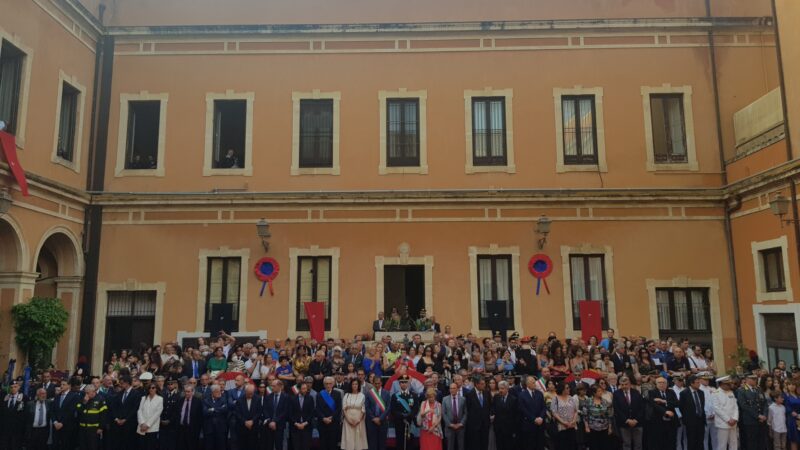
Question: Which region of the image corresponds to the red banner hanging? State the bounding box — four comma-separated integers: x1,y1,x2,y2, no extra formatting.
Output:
303,302,325,342
578,300,603,344
0,131,29,196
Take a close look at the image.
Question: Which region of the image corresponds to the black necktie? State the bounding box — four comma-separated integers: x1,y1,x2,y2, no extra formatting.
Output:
693,391,701,416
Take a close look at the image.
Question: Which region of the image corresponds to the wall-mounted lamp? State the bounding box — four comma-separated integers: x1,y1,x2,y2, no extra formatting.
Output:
0,188,12,216
256,218,271,252
535,214,552,249
769,194,795,227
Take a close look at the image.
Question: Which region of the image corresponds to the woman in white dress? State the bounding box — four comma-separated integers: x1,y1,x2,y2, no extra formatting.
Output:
341,379,368,450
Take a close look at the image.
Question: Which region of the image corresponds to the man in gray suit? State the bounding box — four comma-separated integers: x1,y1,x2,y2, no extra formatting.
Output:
442,382,468,450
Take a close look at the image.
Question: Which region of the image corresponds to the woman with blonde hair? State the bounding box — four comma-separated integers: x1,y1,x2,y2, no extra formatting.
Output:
417,387,443,450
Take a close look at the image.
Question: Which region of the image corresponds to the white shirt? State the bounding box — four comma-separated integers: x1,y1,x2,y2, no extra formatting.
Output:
712,390,739,429
699,384,716,420
32,400,47,427
688,355,708,370
671,385,684,419
769,403,787,433
137,395,164,435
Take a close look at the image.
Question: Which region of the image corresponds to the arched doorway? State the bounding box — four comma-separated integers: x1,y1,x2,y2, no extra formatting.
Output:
0,218,24,272
33,232,80,297
0,216,30,372
32,228,83,369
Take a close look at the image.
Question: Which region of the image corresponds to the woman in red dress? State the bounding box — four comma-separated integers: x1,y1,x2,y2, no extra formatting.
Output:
417,388,443,450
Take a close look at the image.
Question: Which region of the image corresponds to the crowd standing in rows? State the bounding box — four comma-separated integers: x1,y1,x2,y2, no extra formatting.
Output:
1,322,796,450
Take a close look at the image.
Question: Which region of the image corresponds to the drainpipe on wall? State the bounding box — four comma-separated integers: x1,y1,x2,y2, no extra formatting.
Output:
706,0,742,342
78,35,114,367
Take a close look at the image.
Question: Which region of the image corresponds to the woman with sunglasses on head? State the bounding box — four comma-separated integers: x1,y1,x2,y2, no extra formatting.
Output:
136,383,163,449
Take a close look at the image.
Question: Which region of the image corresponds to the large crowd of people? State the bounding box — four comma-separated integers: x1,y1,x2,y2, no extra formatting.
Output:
0,319,794,450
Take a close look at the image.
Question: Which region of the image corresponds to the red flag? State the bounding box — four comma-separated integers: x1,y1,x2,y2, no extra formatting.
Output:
303,302,325,342
578,300,602,344
0,131,28,196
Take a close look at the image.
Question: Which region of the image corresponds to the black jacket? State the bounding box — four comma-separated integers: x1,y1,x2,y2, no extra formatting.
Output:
612,389,645,428
679,388,706,428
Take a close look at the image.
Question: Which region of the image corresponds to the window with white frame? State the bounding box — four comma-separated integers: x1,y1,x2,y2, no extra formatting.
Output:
752,236,793,302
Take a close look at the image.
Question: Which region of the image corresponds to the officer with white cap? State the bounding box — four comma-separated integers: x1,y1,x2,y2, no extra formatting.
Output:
712,376,739,450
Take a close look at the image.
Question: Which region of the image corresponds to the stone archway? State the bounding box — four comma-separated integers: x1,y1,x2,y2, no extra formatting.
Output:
0,216,33,370
31,227,83,369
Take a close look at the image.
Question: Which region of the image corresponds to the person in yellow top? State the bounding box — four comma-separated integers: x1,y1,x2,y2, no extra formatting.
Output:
76,385,107,450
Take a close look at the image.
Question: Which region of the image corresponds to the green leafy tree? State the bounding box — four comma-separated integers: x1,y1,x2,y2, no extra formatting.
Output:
11,297,69,370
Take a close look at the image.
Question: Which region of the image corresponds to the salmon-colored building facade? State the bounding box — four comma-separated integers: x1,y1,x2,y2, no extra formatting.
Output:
0,0,797,375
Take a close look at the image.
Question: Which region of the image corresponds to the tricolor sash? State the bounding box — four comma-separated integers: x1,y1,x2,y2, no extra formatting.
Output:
320,389,335,412
368,386,386,413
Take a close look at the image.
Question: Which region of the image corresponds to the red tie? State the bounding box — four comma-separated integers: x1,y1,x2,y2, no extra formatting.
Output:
625,391,631,404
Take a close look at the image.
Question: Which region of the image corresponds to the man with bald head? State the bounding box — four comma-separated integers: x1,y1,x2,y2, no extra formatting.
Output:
25,388,52,450
647,376,679,450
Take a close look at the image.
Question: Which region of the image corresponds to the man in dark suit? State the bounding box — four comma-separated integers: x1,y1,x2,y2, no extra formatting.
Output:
365,377,391,450
309,350,333,393
235,384,262,450
289,382,315,450
646,376,679,450
316,376,343,450
442,382,468,450
612,376,645,450
203,384,229,450
391,376,419,450
612,345,634,376
678,375,706,450
2,380,27,450
492,381,518,450
226,375,246,450
517,376,547,450
176,385,203,450
183,350,207,380
107,375,141,450
465,378,491,450
36,372,57,399
262,380,290,450
160,378,182,450
25,387,52,450
372,312,385,337
52,378,80,450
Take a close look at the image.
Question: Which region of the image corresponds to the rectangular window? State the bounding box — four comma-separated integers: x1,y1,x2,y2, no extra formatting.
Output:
561,95,598,165
650,94,688,164
299,99,333,168
104,291,156,361
655,288,711,345
204,257,241,332
569,255,608,330
761,247,786,292
477,255,514,330
124,100,161,170
471,97,507,166
0,40,25,135
386,98,420,167
212,99,246,169
56,82,80,162
296,256,332,331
